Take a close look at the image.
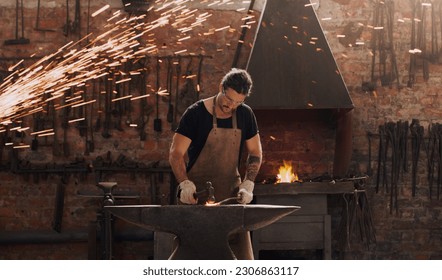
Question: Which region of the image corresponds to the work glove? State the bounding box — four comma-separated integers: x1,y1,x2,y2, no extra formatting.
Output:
237,180,254,204
178,180,197,204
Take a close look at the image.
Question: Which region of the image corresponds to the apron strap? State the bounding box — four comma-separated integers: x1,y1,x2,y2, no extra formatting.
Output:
232,109,237,129
212,95,218,128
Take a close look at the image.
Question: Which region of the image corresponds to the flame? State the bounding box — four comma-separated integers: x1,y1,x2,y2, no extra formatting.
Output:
276,161,299,183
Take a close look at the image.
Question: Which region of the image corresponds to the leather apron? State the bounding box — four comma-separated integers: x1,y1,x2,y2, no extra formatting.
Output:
186,95,254,260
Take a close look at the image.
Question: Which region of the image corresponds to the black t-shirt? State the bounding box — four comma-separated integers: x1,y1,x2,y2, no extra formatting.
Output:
176,99,259,171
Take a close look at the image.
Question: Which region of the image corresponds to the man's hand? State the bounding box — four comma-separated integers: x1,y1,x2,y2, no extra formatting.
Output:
237,180,254,204
178,180,197,204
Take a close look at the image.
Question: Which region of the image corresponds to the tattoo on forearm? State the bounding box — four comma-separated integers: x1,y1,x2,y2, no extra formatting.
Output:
245,155,262,181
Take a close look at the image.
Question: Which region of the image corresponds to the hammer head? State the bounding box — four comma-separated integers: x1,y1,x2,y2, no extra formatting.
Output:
206,182,215,204
194,181,216,204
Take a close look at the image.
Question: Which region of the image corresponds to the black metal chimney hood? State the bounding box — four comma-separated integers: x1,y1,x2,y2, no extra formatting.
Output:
246,0,353,110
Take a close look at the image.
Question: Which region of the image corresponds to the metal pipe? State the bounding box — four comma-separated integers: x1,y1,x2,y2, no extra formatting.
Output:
333,109,353,178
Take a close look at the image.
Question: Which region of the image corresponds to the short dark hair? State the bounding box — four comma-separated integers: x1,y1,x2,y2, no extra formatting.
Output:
221,68,253,96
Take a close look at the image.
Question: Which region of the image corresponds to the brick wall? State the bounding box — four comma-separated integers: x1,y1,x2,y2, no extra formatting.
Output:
0,0,259,260
317,0,442,259
0,0,441,260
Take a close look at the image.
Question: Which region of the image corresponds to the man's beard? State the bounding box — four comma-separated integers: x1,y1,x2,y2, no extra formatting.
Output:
217,97,232,114
221,104,233,113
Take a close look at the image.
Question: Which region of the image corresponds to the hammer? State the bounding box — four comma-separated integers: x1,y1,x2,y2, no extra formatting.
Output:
193,181,215,204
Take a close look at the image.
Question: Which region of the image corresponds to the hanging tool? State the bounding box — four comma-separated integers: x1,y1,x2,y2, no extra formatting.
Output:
370,0,399,89
408,0,433,86
336,190,376,253
95,78,103,132
102,70,113,138
196,54,204,97
86,81,95,153
166,57,174,124
35,0,56,32
5,0,30,45
367,132,373,176
418,0,430,81
52,177,68,233
408,0,417,87
0,133,4,169
377,121,409,214
124,62,133,127
385,0,400,89
370,1,380,85
88,96,95,153
172,56,182,130
375,125,385,193
62,0,80,38
153,57,162,132
437,124,442,200
386,122,399,214
410,119,424,197
51,99,61,157
178,56,198,116
138,69,148,140
31,113,42,151
77,87,87,137
61,89,71,157
71,0,81,38
430,1,439,63
138,57,152,140
85,0,92,44
400,121,409,175
425,124,435,199
83,84,93,155
113,70,124,132
63,0,71,36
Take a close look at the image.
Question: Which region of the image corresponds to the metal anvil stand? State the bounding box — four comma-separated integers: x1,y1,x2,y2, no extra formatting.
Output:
105,204,300,260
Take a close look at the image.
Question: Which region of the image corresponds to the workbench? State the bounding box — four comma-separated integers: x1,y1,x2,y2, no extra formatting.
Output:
252,181,355,260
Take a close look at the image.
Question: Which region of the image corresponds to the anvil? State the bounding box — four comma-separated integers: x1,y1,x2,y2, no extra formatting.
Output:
105,204,300,260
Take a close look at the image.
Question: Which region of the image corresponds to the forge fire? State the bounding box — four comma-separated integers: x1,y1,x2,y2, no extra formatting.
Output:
276,161,300,183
